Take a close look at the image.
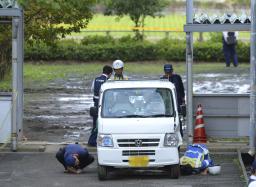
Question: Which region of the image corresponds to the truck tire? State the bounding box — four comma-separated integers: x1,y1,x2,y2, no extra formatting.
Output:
169,164,180,179
98,165,109,181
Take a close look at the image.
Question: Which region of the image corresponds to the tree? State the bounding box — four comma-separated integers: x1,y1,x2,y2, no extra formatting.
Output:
18,0,95,45
0,0,95,82
105,0,169,40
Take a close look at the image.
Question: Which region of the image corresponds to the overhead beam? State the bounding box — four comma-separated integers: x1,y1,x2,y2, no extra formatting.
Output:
184,24,251,32
0,8,22,17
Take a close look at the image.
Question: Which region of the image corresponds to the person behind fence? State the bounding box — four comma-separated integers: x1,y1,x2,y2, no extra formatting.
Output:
248,159,256,187
56,143,94,174
180,144,214,175
112,59,128,80
160,64,185,137
222,31,238,67
88,65,113,146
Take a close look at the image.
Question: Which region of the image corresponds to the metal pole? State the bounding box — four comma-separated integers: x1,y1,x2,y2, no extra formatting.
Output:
249,0,256,156
16,9,24,140
186,0,194,144
11,17,19,151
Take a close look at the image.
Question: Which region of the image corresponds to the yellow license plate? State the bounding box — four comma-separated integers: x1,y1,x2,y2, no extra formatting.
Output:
128,156,149,167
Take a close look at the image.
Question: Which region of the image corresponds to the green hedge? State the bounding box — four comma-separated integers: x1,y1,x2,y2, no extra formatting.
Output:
25,36,250,62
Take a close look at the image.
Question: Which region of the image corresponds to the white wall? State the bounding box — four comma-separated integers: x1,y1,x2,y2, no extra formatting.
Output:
0,94,12,143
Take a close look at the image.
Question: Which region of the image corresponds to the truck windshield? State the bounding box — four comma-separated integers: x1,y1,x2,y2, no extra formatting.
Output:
101,88,174,118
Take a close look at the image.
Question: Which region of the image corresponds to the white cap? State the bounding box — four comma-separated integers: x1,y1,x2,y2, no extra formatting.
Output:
113,60,124,69
208,165,221,175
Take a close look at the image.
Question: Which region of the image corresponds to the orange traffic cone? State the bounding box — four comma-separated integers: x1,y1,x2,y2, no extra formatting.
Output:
193,104,207,143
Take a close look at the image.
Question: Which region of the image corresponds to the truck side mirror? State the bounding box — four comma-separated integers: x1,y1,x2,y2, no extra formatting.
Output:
90,106,98,117
180,104,186,117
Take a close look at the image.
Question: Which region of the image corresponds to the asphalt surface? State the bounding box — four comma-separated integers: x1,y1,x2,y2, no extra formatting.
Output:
0,152,246,187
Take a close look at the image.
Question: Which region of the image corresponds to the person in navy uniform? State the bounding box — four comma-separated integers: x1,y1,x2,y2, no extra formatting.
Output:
161,64,185,136
249,160,256,187
160,64,185,111
222,31,238,67
56,143,94,174
88,65,113,146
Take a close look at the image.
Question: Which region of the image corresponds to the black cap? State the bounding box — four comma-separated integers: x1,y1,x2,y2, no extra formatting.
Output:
164,64,173,73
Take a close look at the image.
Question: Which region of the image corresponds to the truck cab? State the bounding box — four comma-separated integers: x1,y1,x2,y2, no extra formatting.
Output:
92,80,183,180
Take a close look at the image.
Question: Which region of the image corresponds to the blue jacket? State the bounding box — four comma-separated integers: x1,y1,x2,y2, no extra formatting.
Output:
160,74,185,110
64,144,88,167
92,74,108,106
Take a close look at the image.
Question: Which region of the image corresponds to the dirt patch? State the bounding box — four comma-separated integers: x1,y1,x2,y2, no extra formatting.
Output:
23,71,250,142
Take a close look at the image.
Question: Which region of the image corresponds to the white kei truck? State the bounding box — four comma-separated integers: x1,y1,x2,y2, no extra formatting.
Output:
90,80,185,180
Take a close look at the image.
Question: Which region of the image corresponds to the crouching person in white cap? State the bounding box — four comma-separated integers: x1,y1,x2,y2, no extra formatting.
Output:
112,59,128,80
56,144,94,174
180,144,214,175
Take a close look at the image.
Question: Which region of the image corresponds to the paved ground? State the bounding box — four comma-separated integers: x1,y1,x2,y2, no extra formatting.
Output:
0,151,246,187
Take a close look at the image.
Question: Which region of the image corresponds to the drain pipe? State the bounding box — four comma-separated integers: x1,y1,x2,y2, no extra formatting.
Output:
249,0,256,157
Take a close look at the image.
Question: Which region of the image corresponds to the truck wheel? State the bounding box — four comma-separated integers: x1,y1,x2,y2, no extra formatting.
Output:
98,165,109,181
169,164,180,179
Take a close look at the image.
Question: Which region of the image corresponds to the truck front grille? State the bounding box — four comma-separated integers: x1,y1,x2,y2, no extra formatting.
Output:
122,150,155,156
117,138,160,147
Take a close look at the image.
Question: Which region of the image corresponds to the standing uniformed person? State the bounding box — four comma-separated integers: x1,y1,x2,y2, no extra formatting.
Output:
112,60,128,80
88,65,113,146
160,64,185,136
222,31,238,67
160,64,185,111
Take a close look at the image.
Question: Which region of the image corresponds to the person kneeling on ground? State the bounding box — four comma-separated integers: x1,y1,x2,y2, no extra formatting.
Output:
56,143,94,174
180,144,213,175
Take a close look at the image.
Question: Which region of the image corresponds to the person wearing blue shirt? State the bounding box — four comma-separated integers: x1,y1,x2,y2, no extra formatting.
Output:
160,64,185,136
160,64,185,110
222,31,238,67
56,144,94,174
89,65,113,146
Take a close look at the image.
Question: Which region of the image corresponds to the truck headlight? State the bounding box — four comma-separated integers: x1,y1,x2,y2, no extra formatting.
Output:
164,133,178,147
97,134,114,147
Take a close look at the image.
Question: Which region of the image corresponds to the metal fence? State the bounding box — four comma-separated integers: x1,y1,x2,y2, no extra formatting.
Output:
193,94,250,137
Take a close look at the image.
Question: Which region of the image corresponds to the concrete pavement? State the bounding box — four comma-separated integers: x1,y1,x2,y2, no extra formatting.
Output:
0,141,248,187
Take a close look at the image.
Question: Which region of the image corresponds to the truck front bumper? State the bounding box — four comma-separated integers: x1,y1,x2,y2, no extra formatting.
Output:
97,147,179,168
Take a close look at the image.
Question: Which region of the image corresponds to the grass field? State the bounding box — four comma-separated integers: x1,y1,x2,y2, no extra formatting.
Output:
68,14,250,41
0,62,250,91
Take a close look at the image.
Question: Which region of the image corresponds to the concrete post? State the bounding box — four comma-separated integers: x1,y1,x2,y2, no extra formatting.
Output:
186,0,194,144
249,0,256,156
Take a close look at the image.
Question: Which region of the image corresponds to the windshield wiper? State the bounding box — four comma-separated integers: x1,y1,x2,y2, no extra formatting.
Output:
144,114,173,118
116,115,147,118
